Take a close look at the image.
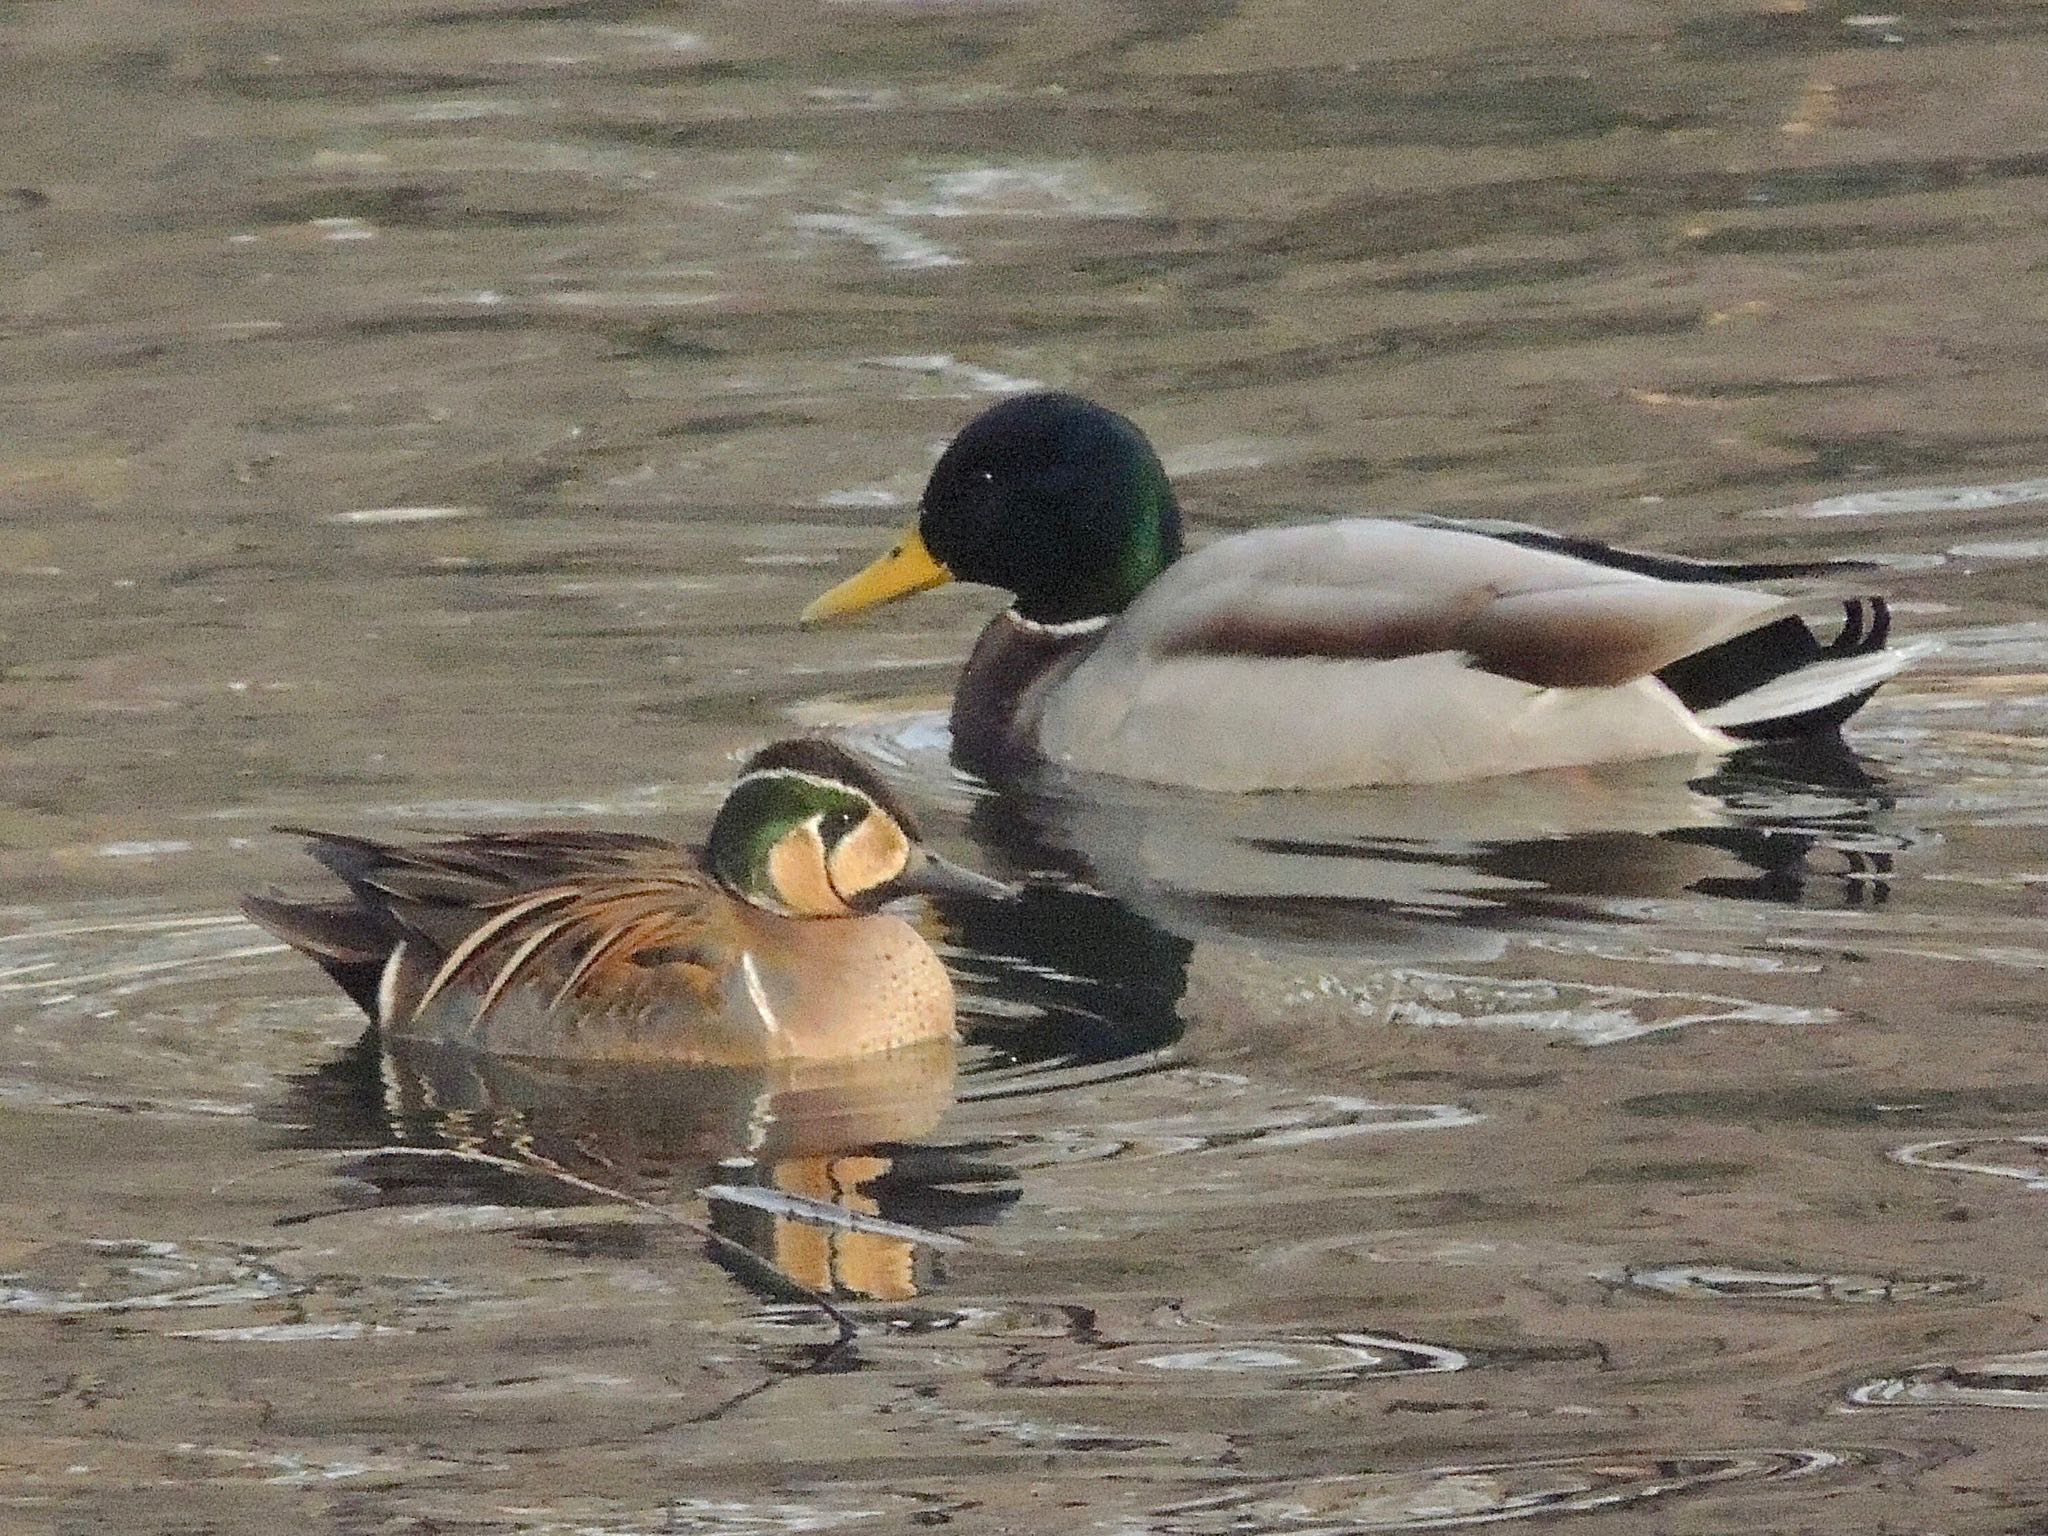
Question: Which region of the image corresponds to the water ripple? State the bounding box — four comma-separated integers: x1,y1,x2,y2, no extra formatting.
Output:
1599,1263,1981,1304
0,1239,295,1315
1891,1135,2048,1192
990,1080,1480,1169
1850,1350,2048,1410
1006,1331,1466,1391
1133,1447,1860,1534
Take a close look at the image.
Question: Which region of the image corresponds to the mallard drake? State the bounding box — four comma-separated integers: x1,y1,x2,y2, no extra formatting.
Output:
242,738,1011,1064
803,392,1918,790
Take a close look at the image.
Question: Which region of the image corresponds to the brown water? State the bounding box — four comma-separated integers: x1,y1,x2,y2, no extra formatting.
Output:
8,0,2048,1530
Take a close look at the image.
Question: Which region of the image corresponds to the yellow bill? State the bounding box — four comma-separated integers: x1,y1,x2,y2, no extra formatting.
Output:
801,525,953,625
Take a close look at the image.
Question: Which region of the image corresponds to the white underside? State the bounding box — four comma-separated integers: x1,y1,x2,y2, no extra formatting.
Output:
1038,650,1736,791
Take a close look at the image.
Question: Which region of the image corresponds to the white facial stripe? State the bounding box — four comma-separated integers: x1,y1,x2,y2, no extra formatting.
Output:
725,767,876,800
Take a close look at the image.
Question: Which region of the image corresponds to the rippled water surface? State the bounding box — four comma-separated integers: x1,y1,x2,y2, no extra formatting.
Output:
9,1,2048,1530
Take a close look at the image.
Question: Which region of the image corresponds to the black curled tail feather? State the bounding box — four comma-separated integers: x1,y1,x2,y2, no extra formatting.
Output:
1827,595,1890,656
1656,597,1895,742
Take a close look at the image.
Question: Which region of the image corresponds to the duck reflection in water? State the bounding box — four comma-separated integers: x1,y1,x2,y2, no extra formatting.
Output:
387,1039,978,1301
250,738,1018,1300
950,730,1904,967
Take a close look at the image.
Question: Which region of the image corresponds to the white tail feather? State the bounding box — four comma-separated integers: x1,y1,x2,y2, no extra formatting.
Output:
1697,640,1937,730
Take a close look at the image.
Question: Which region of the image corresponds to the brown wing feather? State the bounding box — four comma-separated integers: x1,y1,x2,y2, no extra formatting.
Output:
1460,583,1791,687
1150,583,1484,664
458,882,727,1027
409,886,587,1021
1133,522,1790,689
252,827,709,1027
545,901,722,1010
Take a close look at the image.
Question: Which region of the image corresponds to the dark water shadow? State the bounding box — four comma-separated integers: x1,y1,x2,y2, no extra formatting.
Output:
934,878,1194,1074
955,734,1903,964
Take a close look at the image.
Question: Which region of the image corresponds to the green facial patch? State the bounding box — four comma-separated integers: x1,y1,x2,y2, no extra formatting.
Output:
705,772,873,906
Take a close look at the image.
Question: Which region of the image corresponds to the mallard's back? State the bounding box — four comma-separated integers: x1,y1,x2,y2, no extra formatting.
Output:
1018,519,1908,790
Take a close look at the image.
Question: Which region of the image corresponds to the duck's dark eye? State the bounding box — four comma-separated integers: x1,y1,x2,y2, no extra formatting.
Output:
819,806,862,843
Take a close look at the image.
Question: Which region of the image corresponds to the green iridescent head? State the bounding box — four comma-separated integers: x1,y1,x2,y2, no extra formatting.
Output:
803,393,1185,628
705,738,1013,917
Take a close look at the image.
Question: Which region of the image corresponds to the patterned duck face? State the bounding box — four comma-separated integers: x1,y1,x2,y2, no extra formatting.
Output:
705,738,1013,917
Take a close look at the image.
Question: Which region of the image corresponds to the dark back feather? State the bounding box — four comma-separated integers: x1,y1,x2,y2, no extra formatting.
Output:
240,893,391,1015
247,825,694,1023
1429,515,1877,584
